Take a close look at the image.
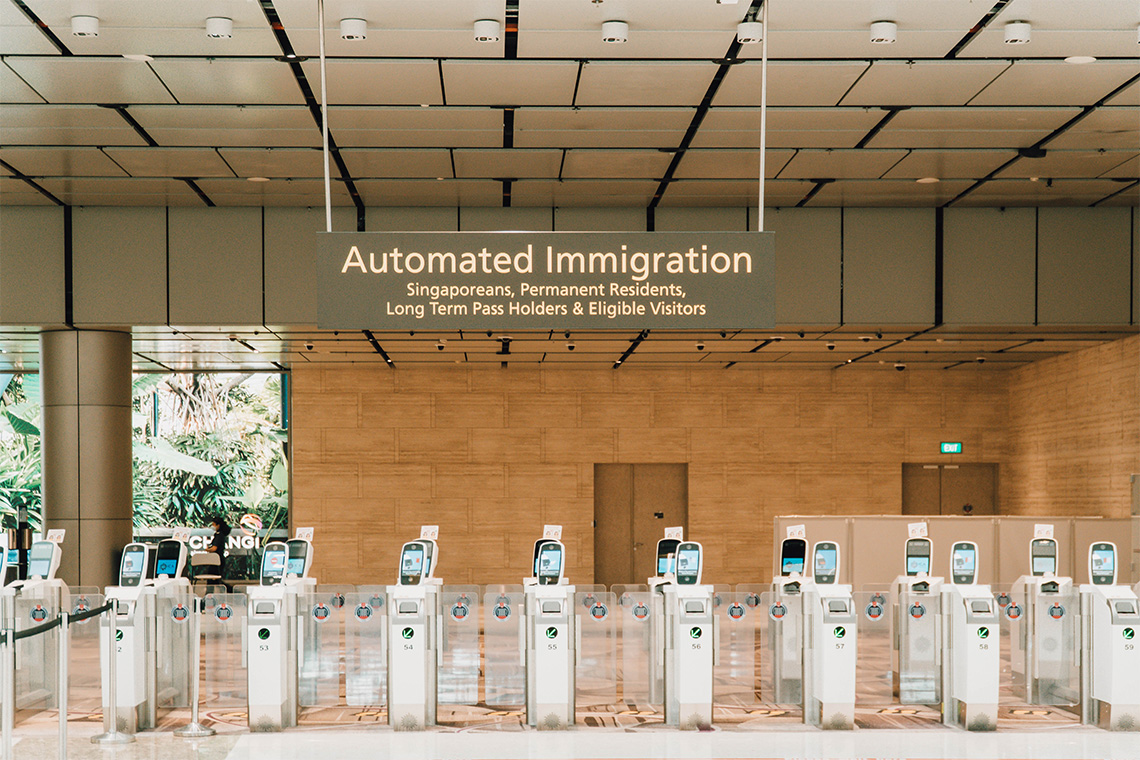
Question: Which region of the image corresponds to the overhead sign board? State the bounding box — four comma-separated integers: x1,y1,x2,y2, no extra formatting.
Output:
317,231,774,330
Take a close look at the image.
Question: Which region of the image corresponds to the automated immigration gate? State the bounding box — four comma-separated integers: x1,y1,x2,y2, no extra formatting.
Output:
942,541,1000,731
893,537,944,706
1,538,68,714
1083,542,1140,730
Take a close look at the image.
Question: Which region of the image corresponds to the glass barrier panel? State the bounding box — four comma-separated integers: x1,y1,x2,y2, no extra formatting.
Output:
345,591,386,707
894,585,942,705
15,589,63,712
154,584,193,708
576,590,617,709
67,591,104,709
299,589,343,707
855,590,893,706
761,588,803,706
617,590,654,709
715,591,758,707
735,584,768,705
200,591,247,709
483,586,524,708
439,586,480,705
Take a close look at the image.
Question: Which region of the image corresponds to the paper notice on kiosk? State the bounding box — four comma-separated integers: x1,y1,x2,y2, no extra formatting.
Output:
664,526,684,540
1034,523,1054,539
420,525,439,540
908,522,928,538
543,524,562,540
45,529,65,544
785,524,806,540
172,527,192,543
295,526,315,541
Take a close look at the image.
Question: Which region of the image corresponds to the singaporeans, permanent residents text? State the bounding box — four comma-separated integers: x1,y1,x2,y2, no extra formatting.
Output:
341,244,753,283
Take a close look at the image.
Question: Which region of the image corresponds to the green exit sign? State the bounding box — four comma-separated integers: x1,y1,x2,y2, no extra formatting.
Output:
941,442,963,454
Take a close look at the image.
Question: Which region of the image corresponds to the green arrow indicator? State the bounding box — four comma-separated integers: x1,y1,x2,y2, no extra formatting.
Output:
402,627,414,639
690,627,702,639
834,626,846,639
115,630,123,642
1124,628,1135,640
978,627,990,639
545,627,558,639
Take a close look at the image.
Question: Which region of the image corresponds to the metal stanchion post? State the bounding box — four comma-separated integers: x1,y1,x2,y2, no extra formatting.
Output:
175,596,214,738
58,612,68,760
2,630,15,760
90,606,133,745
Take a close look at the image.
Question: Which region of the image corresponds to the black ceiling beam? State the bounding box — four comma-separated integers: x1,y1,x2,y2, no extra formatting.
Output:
945,0,1014,59
259,1,365,222
0,158,64,205
10,0,72,55
613,330,650,368
504,1,519,60
724,337,777,369
648,0,762,208
178,178,215,207
834,326,939,370
1092,180,1140,207
362,330,395,367
795,178,834,207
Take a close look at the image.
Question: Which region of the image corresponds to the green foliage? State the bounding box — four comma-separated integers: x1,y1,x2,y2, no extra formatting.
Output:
0,374,42,530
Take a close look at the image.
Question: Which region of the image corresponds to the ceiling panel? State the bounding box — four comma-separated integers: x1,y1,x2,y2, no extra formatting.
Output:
4,57,176,104
441,62,578,107
34,177,201,205
969,61,1140,107
0,104,147,146
840,61,1010,107
673,149,796,180
354,179,502,206
997,150,1139,179
1096,184,1140,206
1045,108,1140,151
561,150,673,179
343,149,456,179
0,25,58,56
955,179,1126,206
0,64,45,103
777,149,909,180
1101,155,1140,180
149,59,304,105
961,0,1140,58
807,179,973,207
217,148,323,178
194,178,355,207
0,147,128,177
22,0,280,56
299,60,443,106
691,108,884,149
275,0,506,58
127,105,319,147
0,176,54,205
867,107,1081,149
518,0,745,59
576,63,717,107
1108,80,1139,107
714,62,870,107
881,150,1016,180
102,147,237,178
453,149,561,179
514,108,693,148
660,180,814,207
330,107,503,148
511,180,657,207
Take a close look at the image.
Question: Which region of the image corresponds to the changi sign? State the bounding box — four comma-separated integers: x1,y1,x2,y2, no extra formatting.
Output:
317,232,774,330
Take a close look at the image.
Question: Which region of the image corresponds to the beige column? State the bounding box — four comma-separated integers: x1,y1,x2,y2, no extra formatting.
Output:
40,329,132,588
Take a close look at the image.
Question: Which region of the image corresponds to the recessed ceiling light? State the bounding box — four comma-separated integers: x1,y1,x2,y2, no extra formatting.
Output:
1063,55,1096,64
206,16,233,39
602,20,629,44
916,177,940,184
122,54,153,62
869,20,897,44
1004,21,1031,45
247,177,271,183
473,19,501,42
340,18,366,41
71,15,99,37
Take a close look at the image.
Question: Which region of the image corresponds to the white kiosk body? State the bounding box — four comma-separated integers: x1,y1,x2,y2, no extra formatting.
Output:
942,541,999,731
647,537,681,706
1081,542,1140,730
524,540,575,728
769,538,806,705
387,539,439,730
800,541,857,729
661,542,714,729
247,539,315,731
892,537,943,705
1010,537,1079,706
2,538,68,711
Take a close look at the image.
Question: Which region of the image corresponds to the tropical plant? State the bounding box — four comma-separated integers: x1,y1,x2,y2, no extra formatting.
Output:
0,374,42,530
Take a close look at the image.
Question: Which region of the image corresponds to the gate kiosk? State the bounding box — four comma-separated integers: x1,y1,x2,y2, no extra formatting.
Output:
1080,542,1140,729
2,538,68,712
1010,537,1078,706
769,538,807,704
387,539,441,730
659,541,715,729
941,541,999,730
799,541,857,729
246,539,315,731
101,539,192,733
523,539,576,729
646,536,682,705
892,537,943,704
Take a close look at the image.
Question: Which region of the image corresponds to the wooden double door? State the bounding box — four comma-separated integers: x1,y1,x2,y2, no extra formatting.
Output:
593,464,688,587
902,463,998,516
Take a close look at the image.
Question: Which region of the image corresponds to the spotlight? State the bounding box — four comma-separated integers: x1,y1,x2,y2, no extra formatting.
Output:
435,342,445,351
71,15,99,37
304,342,314,351
340,18,366,41
869,20,897,44
719,330,727,338
602,20,629,44
826,342,836,351
206,16,233,39
474,19,501,42
695,342,705,351
894,363,906,372
566,342,576,352
736,21,763,44
1004,21,1031,45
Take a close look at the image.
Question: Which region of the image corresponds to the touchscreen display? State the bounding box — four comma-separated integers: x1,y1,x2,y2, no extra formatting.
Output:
906,556,930,575
781,556,805,575
676,548,700,577
1091,548,1114,580
657,556,674,575
155,558,177,576
262,548,286,578
28,544,53,578
6,550,17,564
402,548,424,573
121,549,145,578
538,546,561,578
287,557,305,576
1032,556,1055,575
815,547,837,574
953,547,976,572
